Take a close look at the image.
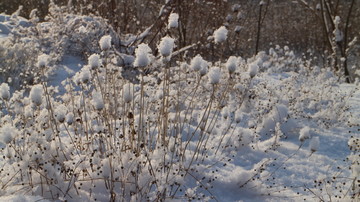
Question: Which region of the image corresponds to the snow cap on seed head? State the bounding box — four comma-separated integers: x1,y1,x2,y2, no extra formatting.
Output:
226,56,238,74
199,65,208,77
248,62,259,78
190,54,207,72
88,54,100,69
310,136,320,153
213,26,228,44
99,35,112,51
168,13,179,29
30,84,43,106
0,83,10,101
134,43,152,67
299,126,311,142
123,83,133,103
158,36,175,57
37,54,49,68
0,123,17,144
55,104,67,123
92,91,104,110
208,66,221,85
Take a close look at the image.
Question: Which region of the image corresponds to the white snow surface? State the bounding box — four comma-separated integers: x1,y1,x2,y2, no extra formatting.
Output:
0,195,50,202
0,55,359,201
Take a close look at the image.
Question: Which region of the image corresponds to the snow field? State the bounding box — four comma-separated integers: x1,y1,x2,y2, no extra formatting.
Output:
0,5,359,201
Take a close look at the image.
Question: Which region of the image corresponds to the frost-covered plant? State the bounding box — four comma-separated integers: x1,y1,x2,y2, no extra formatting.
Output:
0,2,120,89
348,136,360,198
0,5,357,202
2,42,355,201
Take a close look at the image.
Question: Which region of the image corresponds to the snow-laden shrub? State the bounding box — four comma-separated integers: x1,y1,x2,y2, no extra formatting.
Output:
0,4,357,200
0,42,356,201
0,3,120,88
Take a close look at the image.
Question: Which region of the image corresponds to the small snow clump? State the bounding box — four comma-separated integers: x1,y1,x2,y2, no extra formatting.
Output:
208,67,221,85
66,113,74,125
92,91,104,110
0,123,16,144
55,104,67,123
213,26,228,44
248,62,259,78
88,54,100,69
134,43,152,67
226,56,238,74
123,83,133,103
37,54,49,68
158,36,175,57
190,54,207,72
235,109,242,123
299,126,311,142
310,136,320,153
199,65,208,77
30,84,43,106
168,13,179,29
99,35,112,50
234,25,242,33
333,16,343,42
0,83,10,101
80,66,91,83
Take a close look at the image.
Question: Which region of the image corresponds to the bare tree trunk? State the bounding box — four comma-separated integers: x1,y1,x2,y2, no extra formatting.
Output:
255,3,263,55
342,0,355,83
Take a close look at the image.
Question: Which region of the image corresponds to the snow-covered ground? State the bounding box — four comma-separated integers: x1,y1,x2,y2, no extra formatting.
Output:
2,54,359,201
0,11,359,202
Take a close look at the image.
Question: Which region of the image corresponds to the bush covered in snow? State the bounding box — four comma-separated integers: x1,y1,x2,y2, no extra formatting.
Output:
0,3,120,88
0,2,359,202
0,39,359,201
